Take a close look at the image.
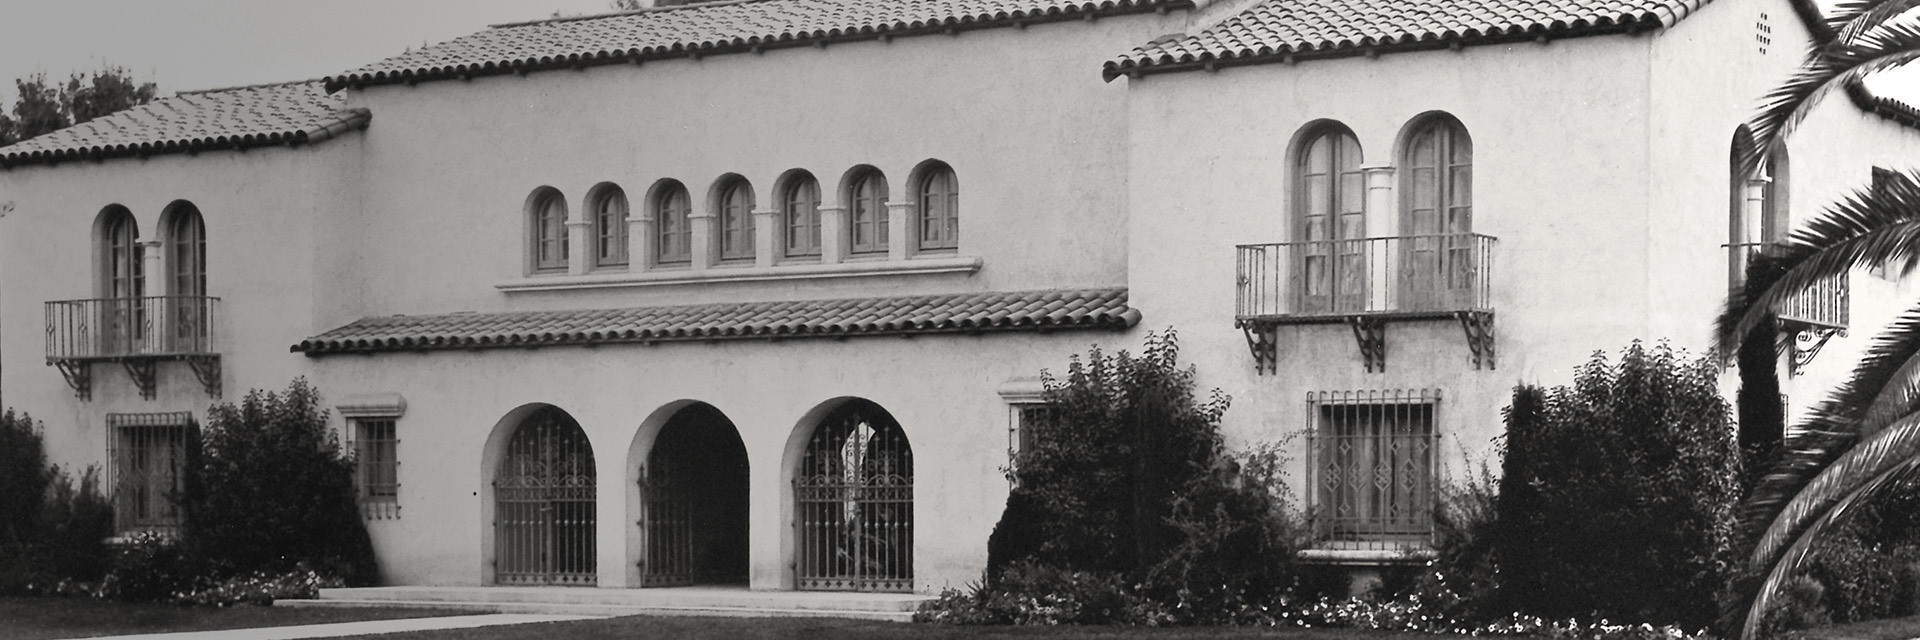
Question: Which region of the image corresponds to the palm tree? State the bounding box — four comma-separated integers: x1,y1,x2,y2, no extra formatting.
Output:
1719,3,1920,638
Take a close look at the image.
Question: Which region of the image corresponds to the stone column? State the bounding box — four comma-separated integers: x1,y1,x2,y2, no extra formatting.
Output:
1361,164,1397,238
818,205,847,265
626,213,654,273
753,208,779,268
886,201,913,260
140,240,167,297
688,212,716,271
565,220,592,275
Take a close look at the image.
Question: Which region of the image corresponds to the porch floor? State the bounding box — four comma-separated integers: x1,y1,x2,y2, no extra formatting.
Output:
283,585,935,621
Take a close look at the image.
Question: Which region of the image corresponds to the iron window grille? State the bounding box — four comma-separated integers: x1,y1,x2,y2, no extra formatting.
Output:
1305,389,1440,551
106,412,195,534
353,418,400,519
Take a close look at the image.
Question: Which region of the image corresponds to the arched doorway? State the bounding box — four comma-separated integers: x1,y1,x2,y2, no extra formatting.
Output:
639,403,749,586
494,406,597,586
794,399,913,592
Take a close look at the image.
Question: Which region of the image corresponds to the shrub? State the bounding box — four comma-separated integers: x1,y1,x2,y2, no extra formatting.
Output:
0,409,49,550
184,379,376,585
1760,575,1831,636
1496,342,1741,630
100,531,198,602
35,465,114,586
1410,459,1505,625
981,329,1303,623
916,562,1161,625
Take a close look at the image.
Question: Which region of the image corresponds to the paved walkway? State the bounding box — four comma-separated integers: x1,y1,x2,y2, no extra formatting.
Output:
74,613,604,640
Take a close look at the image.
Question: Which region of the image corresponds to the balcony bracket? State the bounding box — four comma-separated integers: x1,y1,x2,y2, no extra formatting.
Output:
1238,320,1280,375
184,355,222,399
1347,316,1387,373
50,360,91,401
121,359,157,401
1788,325,1844,378
1457,311,1496,370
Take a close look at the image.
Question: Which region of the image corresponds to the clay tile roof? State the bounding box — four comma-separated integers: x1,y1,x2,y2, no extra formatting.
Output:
293,288,1140,355
325,0,1192,91
0,80,370,168
1104,0,1709,79
1848,79,1920,131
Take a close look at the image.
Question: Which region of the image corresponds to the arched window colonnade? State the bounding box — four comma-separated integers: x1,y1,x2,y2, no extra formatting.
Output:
478,396,915,592
525,160,959,276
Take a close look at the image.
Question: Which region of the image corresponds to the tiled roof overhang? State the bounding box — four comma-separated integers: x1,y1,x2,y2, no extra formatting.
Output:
293,288,1140,356
1848,79,1920,130
324,0,1193,93
0,80,369,169
1102,0,1709,81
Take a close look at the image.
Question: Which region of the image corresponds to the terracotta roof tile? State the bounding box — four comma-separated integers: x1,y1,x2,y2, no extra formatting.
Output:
1104,0,1709,78
326,0,1190,91
294,288,1140,355
0,80,369,168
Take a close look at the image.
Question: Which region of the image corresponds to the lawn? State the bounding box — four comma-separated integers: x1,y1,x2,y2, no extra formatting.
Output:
1787,615,1920,640
330,616,1429,640
0,597,471,640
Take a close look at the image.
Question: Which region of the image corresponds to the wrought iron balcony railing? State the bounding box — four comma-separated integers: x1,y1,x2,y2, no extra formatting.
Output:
1727,243,1849,330
44,296,222,400
1236,233,1496,321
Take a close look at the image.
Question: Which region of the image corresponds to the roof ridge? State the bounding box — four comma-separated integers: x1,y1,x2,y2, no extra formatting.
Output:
178,78,325,96
490,0,770,29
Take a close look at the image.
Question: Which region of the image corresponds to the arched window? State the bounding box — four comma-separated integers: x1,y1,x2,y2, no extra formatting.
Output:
529,190,568,273
848,169,889,255
167,205,206,297
99,207,145,353
718,179,756,262
592,186,628,269
784,175,822,259
1294,126,1365,313
916,165,959,252
656,184,693,266
1401,117,1474,307
165,204,209,352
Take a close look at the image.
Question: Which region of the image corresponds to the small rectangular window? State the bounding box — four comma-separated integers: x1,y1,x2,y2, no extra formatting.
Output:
107,412,194,533
354,418,400,519
1306,390,1438,549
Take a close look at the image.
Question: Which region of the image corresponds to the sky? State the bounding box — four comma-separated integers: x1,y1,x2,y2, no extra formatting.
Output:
0,0,618,105
0,1,1913,108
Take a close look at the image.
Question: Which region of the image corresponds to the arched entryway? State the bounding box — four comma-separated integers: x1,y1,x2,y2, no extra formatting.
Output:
639,403,749,586
794,399,914,592
494,406,597,586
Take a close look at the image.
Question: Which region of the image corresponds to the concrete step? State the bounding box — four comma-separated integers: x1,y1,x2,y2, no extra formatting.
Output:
278,598,917,621
298,586,932,622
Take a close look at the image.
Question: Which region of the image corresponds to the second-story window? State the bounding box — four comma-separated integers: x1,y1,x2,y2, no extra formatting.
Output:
1402,117,1474,305
593,186,629,269
530,189,568,273
784,175,822,259
656,183,693,266
99,206,146,352
167,204,206,298
719,179,755,262
1294,125,1365,313
917,164,959,252
849,169,889,255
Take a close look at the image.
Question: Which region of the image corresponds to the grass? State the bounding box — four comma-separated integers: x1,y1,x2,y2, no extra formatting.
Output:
0,597,473,640
1787,615,1920,640
332,616,1430,640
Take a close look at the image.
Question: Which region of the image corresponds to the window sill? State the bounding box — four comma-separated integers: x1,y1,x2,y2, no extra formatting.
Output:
496,255,983,292
1297,546,1435,566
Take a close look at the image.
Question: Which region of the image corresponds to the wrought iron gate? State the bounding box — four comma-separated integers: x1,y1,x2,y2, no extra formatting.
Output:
639,405,750,587
495,407,597,586
795,401,913,592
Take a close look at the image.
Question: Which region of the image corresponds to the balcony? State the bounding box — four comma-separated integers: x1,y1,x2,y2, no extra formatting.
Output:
1728,243,1849,376
45,296,222,400
1234,234,1497,373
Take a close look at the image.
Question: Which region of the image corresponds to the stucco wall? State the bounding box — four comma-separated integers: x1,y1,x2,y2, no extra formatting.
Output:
0,141,358,475
1123,34,1657,483
336,12,1184,323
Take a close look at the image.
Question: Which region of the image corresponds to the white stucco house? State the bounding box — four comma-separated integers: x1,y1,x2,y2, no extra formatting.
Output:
2,0,1918,595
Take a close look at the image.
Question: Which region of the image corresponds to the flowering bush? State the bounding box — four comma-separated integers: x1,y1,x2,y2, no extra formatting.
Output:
915,562,1166,625
170,568,343,606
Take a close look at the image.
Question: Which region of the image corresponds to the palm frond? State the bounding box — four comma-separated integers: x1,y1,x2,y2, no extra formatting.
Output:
1834,0,1920,45
1734,454,1920,639
1741,22,1920,177
1717,170,1920,355
1735,301,1920,541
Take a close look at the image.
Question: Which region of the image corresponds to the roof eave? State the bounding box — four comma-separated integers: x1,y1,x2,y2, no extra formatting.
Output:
326,0,1196,93
0,108,372,170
